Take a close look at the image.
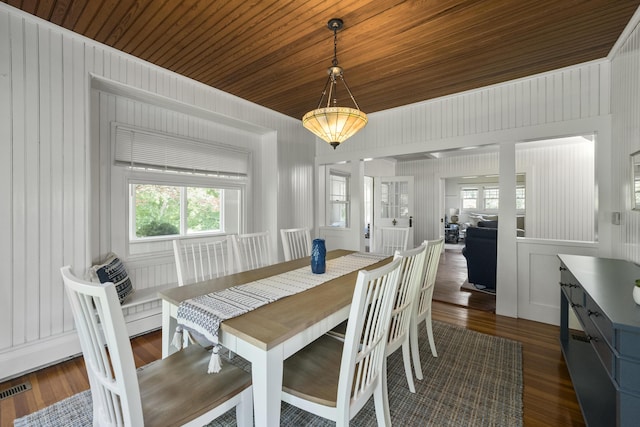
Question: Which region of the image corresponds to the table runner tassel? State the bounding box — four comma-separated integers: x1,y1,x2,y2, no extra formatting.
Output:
208,337,223,373
171,326,184,350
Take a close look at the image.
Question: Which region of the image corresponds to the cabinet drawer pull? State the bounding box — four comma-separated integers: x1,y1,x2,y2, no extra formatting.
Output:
561,282,579,288
587,309,600,317
559,266,567,271
586,335,599,343
571,303,582,308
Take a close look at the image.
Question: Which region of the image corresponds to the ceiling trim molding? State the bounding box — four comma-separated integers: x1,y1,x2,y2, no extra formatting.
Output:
90,74,272,135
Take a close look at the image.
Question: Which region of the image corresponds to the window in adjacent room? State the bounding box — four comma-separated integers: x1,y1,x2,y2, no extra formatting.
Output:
516,185,526,210
461,188,478,209
483,187,500,210
329,170,350,227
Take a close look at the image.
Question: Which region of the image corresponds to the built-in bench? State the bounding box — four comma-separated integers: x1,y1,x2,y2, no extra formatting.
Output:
118,254,179,336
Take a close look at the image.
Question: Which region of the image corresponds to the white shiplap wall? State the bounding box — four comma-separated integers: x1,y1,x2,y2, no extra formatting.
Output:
0,4,314,380
611,19,640,264
317,61,609,161
396,138,596,245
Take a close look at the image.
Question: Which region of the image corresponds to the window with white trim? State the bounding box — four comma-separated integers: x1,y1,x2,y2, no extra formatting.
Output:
329,171,350,228
483,187,500,210
130,183,241,240
461,188,478,209
113,124,249,247
516,185,526,210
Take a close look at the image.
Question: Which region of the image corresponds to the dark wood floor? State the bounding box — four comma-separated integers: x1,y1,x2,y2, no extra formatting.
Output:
434,245,497,312
0,249,584,426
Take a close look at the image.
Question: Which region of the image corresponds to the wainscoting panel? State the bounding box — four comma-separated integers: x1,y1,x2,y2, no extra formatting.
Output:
516,239,598,325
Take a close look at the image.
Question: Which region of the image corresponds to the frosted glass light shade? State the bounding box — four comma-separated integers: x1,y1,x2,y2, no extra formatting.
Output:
302,106,368,149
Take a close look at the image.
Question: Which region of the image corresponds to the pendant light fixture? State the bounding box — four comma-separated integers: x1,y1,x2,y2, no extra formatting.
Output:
302,18,368,149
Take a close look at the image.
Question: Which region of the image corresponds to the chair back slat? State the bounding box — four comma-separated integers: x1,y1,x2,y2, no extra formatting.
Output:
232,231,272,271
416,238,444,318
280,228,312,261
336,258,401,413
60,266,144,426
375,227,410,255
387,244,428,351
173,235,235,286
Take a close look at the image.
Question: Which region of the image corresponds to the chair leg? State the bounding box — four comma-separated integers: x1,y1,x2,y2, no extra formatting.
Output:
376,359,392,427
409,320,424,380
401,339,416,393
425,313,438,358
235,387,254,427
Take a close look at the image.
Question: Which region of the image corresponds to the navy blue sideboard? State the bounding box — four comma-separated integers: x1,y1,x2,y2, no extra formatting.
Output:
558,254,640,427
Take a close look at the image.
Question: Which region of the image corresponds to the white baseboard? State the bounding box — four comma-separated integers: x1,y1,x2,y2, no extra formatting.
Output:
0,313,162,382
0,332,82,382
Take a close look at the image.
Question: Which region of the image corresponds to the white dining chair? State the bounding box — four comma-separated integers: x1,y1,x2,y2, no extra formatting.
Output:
173,235,236,286
280,227,312,261
60,265,253,427
231,231,272,271
410,238,445,379
281,258,402,426
383,243,428,394
375,226,410,255
327,244,427,395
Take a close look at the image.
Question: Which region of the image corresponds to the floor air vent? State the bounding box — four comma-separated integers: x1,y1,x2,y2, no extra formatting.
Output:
0,381,32,400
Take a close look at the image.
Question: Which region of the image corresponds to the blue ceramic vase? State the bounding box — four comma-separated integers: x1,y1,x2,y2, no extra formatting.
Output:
311,238,326,274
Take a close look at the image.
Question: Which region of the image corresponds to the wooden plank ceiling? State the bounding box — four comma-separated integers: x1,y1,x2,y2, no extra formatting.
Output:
5,0,640,119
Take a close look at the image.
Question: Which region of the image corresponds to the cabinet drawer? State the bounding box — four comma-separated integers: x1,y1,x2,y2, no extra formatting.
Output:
583,293,613,345
572,304,615,378
590,329,615,378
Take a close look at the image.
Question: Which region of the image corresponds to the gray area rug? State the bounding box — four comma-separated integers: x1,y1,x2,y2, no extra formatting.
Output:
14,321,522,426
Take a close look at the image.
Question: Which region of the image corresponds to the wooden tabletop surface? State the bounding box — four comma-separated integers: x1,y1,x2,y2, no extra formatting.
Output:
158,249,391,351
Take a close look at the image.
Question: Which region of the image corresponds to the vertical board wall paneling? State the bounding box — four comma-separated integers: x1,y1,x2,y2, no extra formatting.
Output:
10,12,27,347
24,18,40,343
49,28,65,338
395,138,595,246
0,9,13,350
38,24,52,339
326,61,607,158
612,20,640,263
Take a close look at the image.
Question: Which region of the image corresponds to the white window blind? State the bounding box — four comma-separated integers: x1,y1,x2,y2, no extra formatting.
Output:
114,124,250,177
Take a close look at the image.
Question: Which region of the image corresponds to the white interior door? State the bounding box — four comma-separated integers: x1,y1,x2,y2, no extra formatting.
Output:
373,176,414,249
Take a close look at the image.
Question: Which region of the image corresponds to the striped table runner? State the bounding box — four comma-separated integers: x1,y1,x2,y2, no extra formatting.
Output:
174,252,387,372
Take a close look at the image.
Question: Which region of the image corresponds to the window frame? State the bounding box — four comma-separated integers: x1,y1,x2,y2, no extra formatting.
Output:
461,187,479,210
122,169,247,252
129,182,229,241
328,169,351,228
483,186,500,211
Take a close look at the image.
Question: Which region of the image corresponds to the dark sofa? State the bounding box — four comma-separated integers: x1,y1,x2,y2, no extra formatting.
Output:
461,226,497,291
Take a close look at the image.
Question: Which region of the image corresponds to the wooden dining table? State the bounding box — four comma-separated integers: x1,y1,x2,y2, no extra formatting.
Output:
158,249,391,427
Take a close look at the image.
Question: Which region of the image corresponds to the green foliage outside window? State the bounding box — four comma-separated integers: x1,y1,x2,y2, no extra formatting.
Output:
134,184,222,238
187,187,221,232
135,185,180,237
